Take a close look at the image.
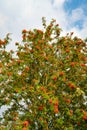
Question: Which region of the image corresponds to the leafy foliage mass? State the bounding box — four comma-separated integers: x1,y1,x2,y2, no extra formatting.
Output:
0,18,87,130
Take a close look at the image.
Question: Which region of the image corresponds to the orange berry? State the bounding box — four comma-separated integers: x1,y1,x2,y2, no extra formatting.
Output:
84,57,87,61
81,63,85,67
23,121,29,127
49,99,52,104
25,66,30,71
39,117,43,121
45,57,48,60
59,72,64,76
22,34,26,40
0,70,2,74
66,99,71,104
13,117,17,121
77,40,82,45
7,72,12,76
15,89,18,93
36,46,40,50
54,108,59,113
17,60,22,64
22,127,27,130
53,77,57,81
66,49,70,53
30,49,34,53
38,106,43,111
70,62,75,67
69,110,73,116
70,110,73,113
54,99,59,106
22,87,26,90
77,122,80,126
68,82,75,89
22,29,27,33
83,115,87,121
40,87,45,91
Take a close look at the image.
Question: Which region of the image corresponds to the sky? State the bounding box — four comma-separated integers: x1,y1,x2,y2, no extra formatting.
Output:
0,0,87,50
0,0,87,116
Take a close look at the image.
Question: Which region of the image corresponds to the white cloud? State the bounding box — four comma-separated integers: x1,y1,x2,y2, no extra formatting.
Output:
0,0,68,33
53,0,66,7
0,0,87,43
71,8,84,22
79,18,87,38
66,7,87,39
0,13,8,27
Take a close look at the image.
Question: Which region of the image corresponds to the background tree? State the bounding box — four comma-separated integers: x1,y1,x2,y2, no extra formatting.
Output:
0,18,87,130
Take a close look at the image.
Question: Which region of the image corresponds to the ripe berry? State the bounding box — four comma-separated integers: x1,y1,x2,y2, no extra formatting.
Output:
23,121,29,126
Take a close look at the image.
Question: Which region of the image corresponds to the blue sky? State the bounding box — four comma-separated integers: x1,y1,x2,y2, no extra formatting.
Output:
64,0,87,27
0,0,87,50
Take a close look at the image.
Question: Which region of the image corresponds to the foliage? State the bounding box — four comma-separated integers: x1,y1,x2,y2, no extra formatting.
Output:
0,18,87,130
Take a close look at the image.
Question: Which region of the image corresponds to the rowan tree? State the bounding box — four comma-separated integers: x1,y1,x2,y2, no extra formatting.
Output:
0,18,87,130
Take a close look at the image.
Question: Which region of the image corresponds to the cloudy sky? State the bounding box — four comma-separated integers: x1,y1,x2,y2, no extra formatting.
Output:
0,0,87,49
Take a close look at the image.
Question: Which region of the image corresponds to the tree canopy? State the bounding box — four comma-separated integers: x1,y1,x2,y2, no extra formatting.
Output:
0,18,87,130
